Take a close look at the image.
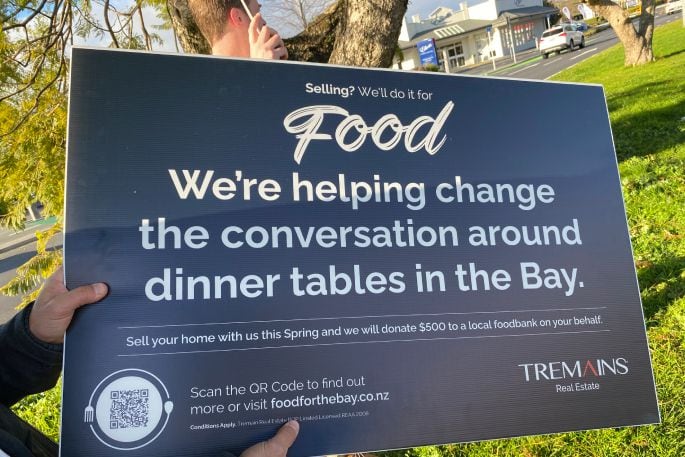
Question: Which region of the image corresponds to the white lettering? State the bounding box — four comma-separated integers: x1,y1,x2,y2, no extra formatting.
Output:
283,102,455,164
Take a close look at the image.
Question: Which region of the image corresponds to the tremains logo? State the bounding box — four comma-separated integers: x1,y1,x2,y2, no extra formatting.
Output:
518,357,629,382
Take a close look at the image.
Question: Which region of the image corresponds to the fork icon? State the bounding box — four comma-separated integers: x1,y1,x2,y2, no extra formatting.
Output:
84,405,94,423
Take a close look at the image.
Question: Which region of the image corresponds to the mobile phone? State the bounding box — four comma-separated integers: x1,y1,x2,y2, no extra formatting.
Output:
239,0,254,20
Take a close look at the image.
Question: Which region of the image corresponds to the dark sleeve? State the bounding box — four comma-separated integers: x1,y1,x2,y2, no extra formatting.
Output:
0,303,63,407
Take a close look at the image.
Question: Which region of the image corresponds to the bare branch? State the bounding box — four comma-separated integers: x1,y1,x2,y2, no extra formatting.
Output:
165,0,181,52
103,0,121,47
138,4,153,50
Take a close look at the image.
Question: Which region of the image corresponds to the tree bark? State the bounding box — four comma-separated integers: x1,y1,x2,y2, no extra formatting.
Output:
328,0,408,67
167,0,211,54
585,0,654,65
284,1,343,63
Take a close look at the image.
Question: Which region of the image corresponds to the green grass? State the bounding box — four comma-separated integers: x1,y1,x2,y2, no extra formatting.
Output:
378,21,685,457
12,22,685,455
551,22,685,162
12,379,62,442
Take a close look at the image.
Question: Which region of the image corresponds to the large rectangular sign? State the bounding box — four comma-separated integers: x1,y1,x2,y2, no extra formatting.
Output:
62,48,659,457
417,38,439,66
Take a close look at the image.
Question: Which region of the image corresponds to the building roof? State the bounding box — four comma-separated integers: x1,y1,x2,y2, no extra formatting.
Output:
399,18,493,50
493,6,559,26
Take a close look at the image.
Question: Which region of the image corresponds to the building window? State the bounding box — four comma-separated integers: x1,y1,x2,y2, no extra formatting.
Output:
512,21,534,47
441,42,466,69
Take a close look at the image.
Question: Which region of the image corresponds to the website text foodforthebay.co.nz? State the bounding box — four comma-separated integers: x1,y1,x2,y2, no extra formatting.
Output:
189,390,389,431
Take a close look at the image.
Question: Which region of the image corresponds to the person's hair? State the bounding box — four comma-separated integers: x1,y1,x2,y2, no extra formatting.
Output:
188,0,246,45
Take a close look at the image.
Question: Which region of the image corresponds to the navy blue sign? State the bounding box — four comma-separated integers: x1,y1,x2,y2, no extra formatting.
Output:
62,48,659,457
417,38,439,66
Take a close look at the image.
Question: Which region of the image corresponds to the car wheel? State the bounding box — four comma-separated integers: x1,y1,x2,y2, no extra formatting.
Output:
542,53,548,59
580,37,585,49
569,40,575,51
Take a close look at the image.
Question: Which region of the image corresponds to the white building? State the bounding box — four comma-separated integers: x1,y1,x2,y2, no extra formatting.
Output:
394,1,558,72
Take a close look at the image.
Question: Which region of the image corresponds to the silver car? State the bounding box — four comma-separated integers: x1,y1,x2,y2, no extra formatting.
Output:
539,25,585,59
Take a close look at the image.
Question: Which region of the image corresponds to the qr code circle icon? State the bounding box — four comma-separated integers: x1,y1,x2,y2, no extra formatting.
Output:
85,369,173,450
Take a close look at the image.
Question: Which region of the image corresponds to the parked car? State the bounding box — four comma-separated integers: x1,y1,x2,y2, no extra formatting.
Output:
665,0,682,14
539,24,585,59
570,21,589,32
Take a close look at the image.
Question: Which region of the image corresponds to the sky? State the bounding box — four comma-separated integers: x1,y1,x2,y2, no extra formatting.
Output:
72,2,178,52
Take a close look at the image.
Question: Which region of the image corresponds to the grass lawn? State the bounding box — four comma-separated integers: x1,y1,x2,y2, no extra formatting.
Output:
12,21,685,456
378,21,685,457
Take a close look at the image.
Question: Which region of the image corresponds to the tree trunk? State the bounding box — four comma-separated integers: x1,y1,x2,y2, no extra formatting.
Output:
328,0,408,67
585,0,654,65
167,0,211,54
284,1,344,63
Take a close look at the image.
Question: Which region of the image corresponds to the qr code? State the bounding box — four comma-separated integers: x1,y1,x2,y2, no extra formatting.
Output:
109,389,149,429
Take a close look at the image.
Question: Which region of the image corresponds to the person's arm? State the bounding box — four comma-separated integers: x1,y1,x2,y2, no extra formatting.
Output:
0,303,63,407
0,267,108,407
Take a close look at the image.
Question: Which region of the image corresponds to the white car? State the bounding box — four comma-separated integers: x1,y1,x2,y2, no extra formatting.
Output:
665,0,682,14
539,25,585,59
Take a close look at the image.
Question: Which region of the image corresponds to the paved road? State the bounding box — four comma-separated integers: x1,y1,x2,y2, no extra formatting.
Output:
0,232,62,324
458,11,681,80
497,31,620,80
0,242,37,323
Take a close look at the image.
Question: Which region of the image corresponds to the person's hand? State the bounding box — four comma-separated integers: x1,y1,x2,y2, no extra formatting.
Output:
240,420,299,457
29,266,108,344
248,13,288,60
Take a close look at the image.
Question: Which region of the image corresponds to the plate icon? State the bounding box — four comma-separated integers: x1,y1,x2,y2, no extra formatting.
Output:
84,368,173,450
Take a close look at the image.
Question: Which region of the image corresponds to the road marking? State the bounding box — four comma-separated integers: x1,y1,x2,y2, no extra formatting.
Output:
508,62,540,75
570,48,598,60
543,60,555,66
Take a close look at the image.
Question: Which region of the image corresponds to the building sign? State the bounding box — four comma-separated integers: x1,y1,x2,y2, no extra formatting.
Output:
417,38,439,66
61,48,660,457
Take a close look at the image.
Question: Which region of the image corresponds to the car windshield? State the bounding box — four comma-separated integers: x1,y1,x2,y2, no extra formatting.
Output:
542,28,563,37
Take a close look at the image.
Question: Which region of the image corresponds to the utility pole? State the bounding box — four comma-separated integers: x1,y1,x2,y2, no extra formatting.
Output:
506,16,517,64
487,26,497,70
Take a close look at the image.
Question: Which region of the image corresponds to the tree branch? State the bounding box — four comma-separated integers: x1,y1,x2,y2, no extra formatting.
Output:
138,4,153,50
284,0,343,62
167,0,211,54
103,0,121,47
1,0,49,32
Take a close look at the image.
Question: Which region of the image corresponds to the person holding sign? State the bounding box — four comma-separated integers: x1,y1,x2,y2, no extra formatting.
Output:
188,0,288,59
2,2,293,455
0,268,299,457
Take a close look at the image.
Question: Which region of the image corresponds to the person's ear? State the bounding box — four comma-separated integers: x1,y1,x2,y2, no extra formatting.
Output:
228,7,247,26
